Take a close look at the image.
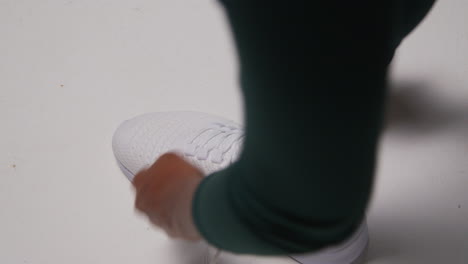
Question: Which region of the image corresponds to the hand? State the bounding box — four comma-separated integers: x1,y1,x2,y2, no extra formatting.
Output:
132,152,204,241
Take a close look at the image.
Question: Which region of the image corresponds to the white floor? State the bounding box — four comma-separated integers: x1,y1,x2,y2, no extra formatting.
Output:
1,0,467,263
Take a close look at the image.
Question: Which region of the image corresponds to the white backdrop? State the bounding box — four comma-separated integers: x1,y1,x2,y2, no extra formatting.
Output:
1,0,467,263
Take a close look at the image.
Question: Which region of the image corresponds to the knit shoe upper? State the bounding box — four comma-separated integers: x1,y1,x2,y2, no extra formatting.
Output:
112,111,244,180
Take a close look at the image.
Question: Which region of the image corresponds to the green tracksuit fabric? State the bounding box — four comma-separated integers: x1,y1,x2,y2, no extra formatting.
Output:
192,0,436,255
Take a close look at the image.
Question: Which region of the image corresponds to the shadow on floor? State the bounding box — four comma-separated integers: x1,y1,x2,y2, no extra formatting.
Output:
384,80,468,137
366,209,467,264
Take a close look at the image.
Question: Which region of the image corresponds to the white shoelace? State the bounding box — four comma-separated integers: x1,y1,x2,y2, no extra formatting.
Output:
184,122,244,164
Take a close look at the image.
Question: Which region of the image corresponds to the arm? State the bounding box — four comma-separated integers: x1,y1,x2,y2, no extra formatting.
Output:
193,0,390,255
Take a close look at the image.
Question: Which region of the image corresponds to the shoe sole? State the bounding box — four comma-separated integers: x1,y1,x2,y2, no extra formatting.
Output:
117,159,136,181
116,159,369,264
290,220,369,264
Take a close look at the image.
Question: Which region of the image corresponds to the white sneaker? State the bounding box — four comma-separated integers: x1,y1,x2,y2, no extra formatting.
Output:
112,111,244,180
112,111,369,264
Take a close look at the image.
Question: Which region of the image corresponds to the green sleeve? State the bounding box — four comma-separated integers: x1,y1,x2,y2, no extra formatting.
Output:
192,0,436,255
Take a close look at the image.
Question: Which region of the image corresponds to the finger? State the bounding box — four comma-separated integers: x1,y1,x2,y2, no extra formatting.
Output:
132,168,148,190
134,193,146,212
148,214,163,228
149,215,177,239
147,213,177,236
134,184,151,212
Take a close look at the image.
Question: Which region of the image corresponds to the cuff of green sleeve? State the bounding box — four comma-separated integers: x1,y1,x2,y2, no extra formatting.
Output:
192,167,285,255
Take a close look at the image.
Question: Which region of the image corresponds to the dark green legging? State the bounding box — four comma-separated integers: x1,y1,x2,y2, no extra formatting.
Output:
192,0,437,255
